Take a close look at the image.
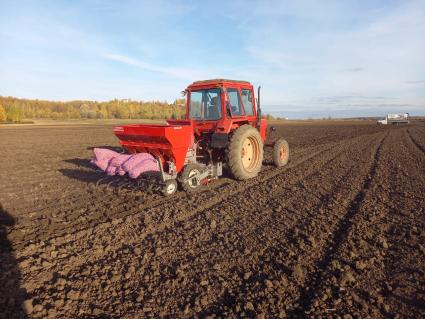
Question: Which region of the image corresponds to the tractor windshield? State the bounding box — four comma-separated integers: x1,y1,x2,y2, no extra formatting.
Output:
189,88,222,120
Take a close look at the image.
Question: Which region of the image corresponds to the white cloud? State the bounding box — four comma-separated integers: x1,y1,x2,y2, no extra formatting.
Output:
102,53,205,80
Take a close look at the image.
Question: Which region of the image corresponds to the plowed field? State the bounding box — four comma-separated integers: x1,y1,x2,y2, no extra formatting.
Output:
1,121,424,318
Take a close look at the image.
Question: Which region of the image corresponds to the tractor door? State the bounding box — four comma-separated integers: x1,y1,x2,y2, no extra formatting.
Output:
240,88,255,116
226,87,257,127
226,88,243,117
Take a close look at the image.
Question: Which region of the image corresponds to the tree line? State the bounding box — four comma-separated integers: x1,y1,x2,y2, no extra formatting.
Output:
0,96,186,122
0,96,283,123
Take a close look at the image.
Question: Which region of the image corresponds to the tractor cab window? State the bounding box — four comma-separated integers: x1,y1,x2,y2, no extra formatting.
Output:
241,89,254,115
189,88,222,120
227,88,243,116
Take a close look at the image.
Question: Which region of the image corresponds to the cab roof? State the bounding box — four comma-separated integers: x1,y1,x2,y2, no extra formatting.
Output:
189,79,252,88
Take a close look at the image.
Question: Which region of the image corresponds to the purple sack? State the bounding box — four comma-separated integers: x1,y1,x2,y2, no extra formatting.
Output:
128,159,160,178
91,148,120,171
105,154,131,176
91,148,159,178
122,153,156,172
93,148,118,161
90,158,109,171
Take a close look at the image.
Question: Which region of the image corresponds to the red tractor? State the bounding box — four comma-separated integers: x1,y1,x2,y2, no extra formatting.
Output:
113,79,289,196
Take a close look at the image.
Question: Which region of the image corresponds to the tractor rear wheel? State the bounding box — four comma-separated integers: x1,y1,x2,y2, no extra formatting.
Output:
273,138,289,167
227,125,264,180
180,163,204,192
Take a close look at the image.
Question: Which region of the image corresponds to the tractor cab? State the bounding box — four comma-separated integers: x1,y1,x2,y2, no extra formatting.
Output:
185,79,265,139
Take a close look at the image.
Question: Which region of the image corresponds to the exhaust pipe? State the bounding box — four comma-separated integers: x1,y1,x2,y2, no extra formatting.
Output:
257,85,262,117
257,85,262,127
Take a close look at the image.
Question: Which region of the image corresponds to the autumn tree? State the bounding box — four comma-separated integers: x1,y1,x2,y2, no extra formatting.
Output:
116,104,130,119
0,96,185,120
6,104,23,122
0,104,6,122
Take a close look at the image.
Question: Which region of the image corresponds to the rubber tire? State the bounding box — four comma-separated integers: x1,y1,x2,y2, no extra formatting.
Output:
179,163,203,193
273,138,289,167
227,124,264,180
162,179,177,196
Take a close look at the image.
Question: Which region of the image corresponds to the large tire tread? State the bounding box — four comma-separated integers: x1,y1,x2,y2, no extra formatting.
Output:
272,138,290,167
227,125,264,180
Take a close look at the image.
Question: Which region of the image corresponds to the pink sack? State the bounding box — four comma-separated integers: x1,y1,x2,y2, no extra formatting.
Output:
105,154,131,176
91,148,120,172
117,167,127,176
128,158,159,178
109,154,131,167
91,158,108,171
92,148,118,161
121,153,155,172
105,163,117,176
91,148,159,178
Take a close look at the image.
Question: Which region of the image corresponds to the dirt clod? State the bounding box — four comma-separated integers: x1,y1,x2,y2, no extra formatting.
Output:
340,271,355,286
210,220,217,230
33,304,43,312
293,264,304,282
22,299,33,314
245,302,255,311
265,279,274,288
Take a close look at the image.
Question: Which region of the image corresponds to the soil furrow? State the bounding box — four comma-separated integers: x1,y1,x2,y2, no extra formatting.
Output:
289,128,425,318
289,131,388,317
407,128,425,154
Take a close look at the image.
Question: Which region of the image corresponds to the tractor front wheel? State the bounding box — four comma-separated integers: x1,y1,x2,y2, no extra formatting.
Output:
272,138,289,167
227,125,264,180
180,163,204,192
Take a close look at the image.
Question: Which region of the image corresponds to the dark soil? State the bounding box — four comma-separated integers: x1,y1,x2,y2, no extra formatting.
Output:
0,121,424,318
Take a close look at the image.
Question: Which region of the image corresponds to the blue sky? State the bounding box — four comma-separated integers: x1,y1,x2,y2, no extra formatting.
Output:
0,0,424,118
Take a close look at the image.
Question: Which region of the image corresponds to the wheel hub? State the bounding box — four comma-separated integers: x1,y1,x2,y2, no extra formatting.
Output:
166,182,176,194
188,169,200,188
279,147,286,161
241,136,259,171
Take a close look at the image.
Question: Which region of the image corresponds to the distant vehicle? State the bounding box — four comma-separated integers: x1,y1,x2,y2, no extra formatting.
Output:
377,113,409,125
